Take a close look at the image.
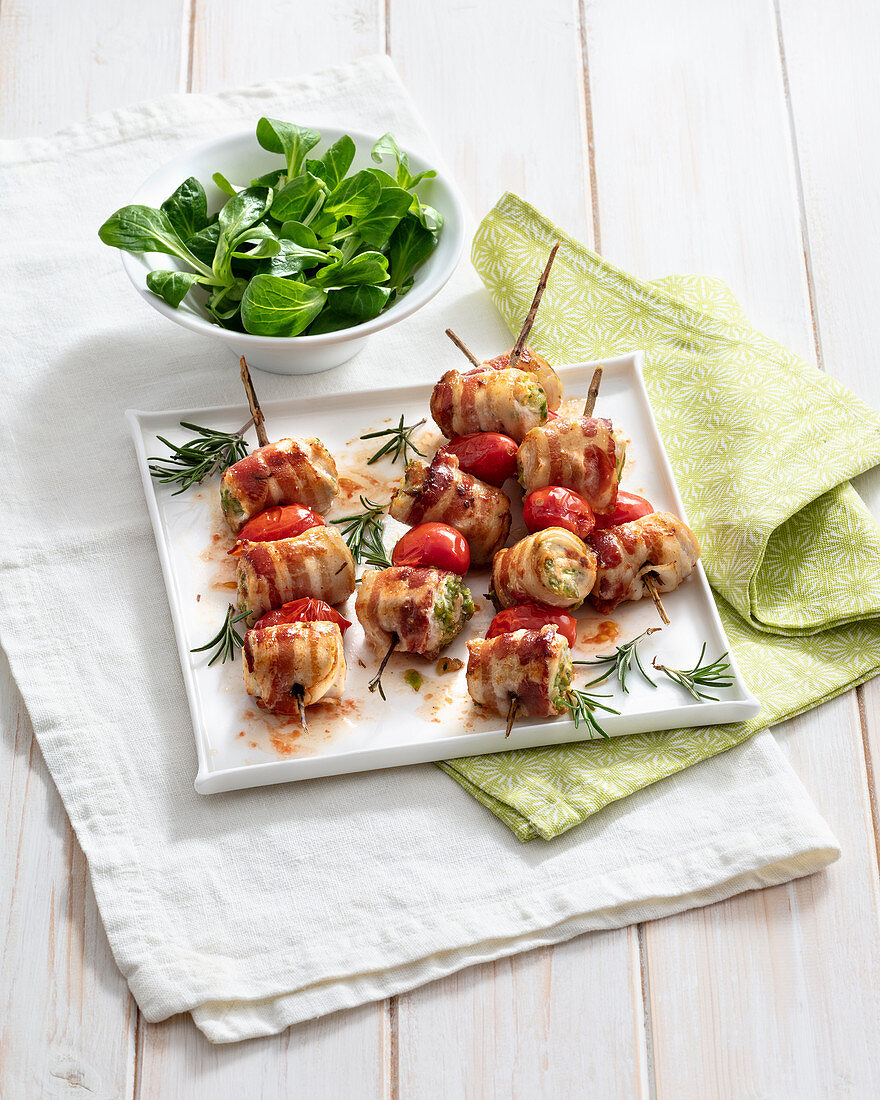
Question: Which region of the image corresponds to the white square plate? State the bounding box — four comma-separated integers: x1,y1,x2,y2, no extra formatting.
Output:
127,352,760,793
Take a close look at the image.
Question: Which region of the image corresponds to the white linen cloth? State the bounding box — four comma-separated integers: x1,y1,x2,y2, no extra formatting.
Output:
0,56,839,1042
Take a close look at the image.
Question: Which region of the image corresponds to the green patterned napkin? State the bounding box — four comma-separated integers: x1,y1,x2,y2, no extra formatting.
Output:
437,193,880,841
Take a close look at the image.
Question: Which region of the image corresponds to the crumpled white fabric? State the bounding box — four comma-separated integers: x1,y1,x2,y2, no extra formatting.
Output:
0,55,839,1043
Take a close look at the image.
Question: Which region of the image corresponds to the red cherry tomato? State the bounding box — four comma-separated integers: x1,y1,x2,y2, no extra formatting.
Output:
253,598,351,634
441,433,518,487
593,491,654,529
486,604,578,648
391,522,471,574
229,504,325,556
522,486,595,540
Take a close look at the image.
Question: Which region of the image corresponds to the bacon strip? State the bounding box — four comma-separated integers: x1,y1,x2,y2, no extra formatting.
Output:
355,566,474,659
237,527,355,624
466,625,572,718
221,437,338,532
492,528,597,609
242,621,346,712
389,452,511,566
430,367,549,442
483,346,564,411
517,416,619,514
590,512,701,612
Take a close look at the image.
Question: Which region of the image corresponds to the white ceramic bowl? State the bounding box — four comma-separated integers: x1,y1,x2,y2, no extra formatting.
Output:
119,127,465,375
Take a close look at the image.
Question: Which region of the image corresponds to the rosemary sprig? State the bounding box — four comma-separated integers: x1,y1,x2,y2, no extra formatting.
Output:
360,414,427,466
653,645,734,701
331,496,392,567
149,421,249,494
191,604,250,666
574,628,661,693
559,687,620,739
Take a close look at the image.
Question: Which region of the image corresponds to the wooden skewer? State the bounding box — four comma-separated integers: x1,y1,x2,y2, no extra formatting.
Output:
292,685,308,730
508,240,561,371
240,356,269,447
504,695,520,739
445,328,481,368
645,577,670,625
583,366,604,416
368,634,399,700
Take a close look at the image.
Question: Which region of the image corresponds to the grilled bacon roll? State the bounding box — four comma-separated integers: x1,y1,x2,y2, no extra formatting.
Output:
590,512,701,612
389,452,511,566
242,621,346,713
237,527,355,624
221,437,338,532
483,347,564,411
492,527,597,610
356,566,475,660
430,367,549,443
517,416,622,515
466,625,573,718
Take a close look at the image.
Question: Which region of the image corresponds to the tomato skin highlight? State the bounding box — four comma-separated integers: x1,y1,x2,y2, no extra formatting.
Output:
253,598,351,634
522,486,596,540
441,433,518,487
486,604,578,648
391,522,471,574
593,491,654,529
230,504,325,556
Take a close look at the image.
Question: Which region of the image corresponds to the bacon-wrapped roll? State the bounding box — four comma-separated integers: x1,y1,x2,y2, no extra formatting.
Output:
430,367,548,443
466,625,573,718
356,566,475,660
517,417,625,515
492,527,597,610
483,347,564,411
242,621,346,713
237,526,355,624
389,452,511,566
221,437,338,532
590,512,701,612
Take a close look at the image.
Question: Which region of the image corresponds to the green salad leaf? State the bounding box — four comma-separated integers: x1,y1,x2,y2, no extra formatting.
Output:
99,119,444,333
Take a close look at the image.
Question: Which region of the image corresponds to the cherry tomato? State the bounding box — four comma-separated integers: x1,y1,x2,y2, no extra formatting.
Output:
522,486,595,540
391,522,471,574
593,491,654,529
486,604,578,648
441,432,518,487
253,598,351,634
229,504,325,556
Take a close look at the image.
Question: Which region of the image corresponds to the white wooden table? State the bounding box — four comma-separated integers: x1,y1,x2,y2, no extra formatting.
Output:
3,2,880,1096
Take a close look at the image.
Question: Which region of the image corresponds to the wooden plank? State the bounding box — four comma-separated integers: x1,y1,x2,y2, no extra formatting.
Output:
0,0,185,137
583,1,880,1094
389,4,646,1096
0,652,138,1099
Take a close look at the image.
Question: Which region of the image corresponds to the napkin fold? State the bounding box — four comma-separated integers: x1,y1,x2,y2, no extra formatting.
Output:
438,195,880,840
0,58,844,1041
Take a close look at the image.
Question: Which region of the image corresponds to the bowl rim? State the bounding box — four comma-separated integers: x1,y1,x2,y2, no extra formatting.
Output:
119,125,465,346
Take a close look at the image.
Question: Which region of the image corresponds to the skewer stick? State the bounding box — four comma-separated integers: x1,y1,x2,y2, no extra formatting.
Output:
368,633,399,700
504,695,520,739
292,684,309,730
645,577,670,625
240,356,269,447
583,366,604,416
508,240,561,370
445,328,482,368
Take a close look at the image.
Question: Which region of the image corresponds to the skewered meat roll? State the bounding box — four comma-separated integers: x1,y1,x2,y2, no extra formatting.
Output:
356,566,475,660
492,527,597,610
237,527,355,624
483,347,564,411
517,416,622,515
242,621,346,713
466,625,573,718
590,512,701,612
389,452,511,566
430,367,548,443
221,437,338,532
